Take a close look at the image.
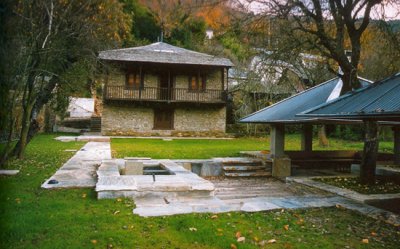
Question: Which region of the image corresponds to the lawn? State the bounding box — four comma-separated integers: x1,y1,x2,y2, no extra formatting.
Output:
1,134,399,249
112,134,394,159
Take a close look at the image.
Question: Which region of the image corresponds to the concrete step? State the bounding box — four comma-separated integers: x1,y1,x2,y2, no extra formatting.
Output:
224,171,272,177
222,165,266,171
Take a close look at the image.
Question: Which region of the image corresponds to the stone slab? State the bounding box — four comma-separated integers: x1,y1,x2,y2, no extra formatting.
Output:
0,170,20,176
272,157,291,178
200,162,222,177
241,201,280,212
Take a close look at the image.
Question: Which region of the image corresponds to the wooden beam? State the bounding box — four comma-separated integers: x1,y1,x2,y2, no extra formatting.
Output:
394,126,400,165
270,124,285,158
360,120,379,185
301,124,313,152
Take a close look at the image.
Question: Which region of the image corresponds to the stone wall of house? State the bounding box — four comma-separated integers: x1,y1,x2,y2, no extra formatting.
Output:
106,65,223,91
174,107,225,132
102,104,226,137
174,69,222,90
102,104,154,135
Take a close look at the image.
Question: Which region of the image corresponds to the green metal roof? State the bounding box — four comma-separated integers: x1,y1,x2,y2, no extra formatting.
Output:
240,77,371,124
300,73,400,120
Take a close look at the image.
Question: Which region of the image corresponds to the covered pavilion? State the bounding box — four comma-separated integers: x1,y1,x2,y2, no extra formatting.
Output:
300,73,400,183
240,75,398,177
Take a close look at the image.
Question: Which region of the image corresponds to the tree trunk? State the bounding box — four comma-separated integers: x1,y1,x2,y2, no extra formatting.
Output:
14,101,34,159
360,120,379,185
318,125,329,147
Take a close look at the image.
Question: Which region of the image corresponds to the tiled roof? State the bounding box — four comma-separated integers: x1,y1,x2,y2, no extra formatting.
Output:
99,42,233,67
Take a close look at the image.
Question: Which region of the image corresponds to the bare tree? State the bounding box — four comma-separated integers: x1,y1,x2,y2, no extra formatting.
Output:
244,0,396,93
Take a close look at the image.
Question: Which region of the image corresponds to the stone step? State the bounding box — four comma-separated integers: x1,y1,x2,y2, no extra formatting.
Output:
222,161,263,166
215,186,282,192
216,193,272,200
222,165,266,171
224,171,272,177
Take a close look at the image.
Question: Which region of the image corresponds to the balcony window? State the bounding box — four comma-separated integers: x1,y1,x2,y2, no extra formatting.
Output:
126,71,142,89
188,74,206,91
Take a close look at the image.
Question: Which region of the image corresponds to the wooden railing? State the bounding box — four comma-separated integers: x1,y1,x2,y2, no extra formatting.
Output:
104,86,227,103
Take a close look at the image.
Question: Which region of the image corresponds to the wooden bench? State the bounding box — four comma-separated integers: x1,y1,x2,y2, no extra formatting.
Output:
285,151,394,173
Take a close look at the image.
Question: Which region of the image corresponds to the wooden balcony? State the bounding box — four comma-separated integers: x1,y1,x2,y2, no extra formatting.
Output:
104,86,227,103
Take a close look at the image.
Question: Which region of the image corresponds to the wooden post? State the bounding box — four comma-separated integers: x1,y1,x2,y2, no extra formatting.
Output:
360,120,379,185
393,126,400,165
301,124,313,152
270,124,285,158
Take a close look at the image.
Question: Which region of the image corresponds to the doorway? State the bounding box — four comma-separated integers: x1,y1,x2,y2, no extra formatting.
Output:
158,71,174,100
154,108,174,130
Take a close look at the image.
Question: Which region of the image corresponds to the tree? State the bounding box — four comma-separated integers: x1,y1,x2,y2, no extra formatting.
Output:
0,0,131,164
252,0,391,93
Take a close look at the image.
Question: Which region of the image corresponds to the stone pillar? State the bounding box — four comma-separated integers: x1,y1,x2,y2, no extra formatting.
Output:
125,161,144,175
270,124,285,158
301,124,313,152
394,126,400,165
270,124,291,177
360,120,378,185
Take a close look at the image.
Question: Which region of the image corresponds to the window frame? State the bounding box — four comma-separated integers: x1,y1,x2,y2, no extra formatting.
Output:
125,68,144,90
188,72,206,92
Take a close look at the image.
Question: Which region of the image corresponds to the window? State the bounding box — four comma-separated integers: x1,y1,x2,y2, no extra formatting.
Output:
188,74,206,91
126,70,142,89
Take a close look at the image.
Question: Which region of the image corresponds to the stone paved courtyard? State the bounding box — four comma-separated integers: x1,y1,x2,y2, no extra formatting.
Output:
41,137,400,225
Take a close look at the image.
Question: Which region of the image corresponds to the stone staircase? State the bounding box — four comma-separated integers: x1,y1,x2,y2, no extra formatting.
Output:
221,159,272,177
90,116,102,132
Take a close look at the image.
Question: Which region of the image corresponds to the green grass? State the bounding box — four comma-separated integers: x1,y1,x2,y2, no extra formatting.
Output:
314,177,400,194
112,134,394,159
1,134,399,248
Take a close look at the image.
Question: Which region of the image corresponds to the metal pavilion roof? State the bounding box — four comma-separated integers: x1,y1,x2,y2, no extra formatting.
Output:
240,77,371,124
299,73,400,120
99,42,233,67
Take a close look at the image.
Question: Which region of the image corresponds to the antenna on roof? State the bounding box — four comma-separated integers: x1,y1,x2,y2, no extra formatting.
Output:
160,31,163,42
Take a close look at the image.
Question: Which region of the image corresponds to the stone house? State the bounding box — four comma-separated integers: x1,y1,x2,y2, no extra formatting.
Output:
98,42,233,136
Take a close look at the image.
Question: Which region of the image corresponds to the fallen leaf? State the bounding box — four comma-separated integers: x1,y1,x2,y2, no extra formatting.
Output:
371,232,377,236
82,193,87,198
211,215,218,219
296,218,304,225
113,210,120,215
116,198,122,202
189,227,197,232
235,231,241,238
268,239,277,244
217,228,223,232
284,224,289,231
91,239,97,244
362,239,369,244
237,237,245,243
253,236,259,242
230,244,237,249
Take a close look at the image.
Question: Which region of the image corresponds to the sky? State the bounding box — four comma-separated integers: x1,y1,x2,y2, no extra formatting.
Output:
240,0,400,20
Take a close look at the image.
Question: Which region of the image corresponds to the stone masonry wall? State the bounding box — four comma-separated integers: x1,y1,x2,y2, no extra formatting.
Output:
102,104,154,135
102,104,226,136
107,65,222,91
174,107,226,132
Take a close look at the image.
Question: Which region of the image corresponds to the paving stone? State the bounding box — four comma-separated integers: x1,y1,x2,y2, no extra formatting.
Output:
0,170,20,175
96,176,137,191
241,201,280,212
